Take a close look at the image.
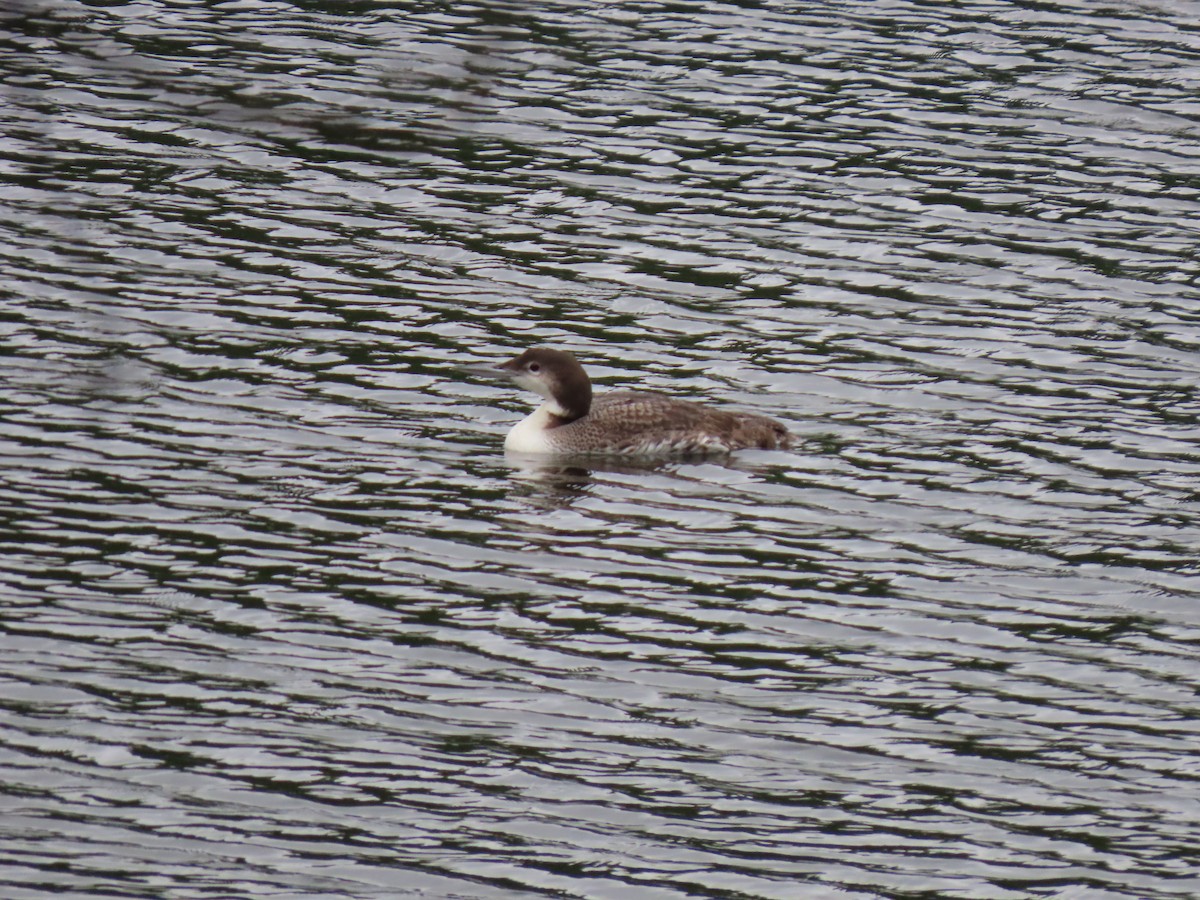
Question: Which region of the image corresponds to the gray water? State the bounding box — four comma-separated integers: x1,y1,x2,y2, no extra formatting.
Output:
3,1,1200,897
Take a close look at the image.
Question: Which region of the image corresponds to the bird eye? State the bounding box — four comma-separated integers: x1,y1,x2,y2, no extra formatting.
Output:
528,362,540,373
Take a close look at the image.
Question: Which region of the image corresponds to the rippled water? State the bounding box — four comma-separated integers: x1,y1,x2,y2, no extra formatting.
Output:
3,1,1200,897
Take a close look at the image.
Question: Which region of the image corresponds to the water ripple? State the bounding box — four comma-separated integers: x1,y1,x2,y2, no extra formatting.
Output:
3,0,1200,897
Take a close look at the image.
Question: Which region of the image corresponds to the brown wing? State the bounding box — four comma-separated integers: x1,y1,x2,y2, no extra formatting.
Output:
557,391,791,455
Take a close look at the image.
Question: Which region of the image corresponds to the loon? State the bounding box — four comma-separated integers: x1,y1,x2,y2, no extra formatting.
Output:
490,347,792,456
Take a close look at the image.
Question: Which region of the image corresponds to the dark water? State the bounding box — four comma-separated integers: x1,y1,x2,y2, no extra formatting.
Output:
3,1,1200,897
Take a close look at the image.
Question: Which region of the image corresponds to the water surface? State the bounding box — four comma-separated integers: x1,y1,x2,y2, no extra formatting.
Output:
2,1,1200,897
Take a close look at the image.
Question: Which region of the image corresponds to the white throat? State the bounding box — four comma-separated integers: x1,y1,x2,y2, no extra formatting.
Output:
504,400,570,453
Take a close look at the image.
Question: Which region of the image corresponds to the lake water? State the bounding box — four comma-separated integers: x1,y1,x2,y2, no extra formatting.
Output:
3,1,1200,897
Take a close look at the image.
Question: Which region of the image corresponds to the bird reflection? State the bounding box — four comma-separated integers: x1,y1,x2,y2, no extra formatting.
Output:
504,451,688,508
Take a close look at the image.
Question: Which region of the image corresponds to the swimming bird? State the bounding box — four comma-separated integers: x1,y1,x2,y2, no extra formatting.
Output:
489,347,791,456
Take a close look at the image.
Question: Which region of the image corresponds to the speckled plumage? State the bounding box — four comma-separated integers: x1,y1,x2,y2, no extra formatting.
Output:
496,348,791,457
538,391,791,455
